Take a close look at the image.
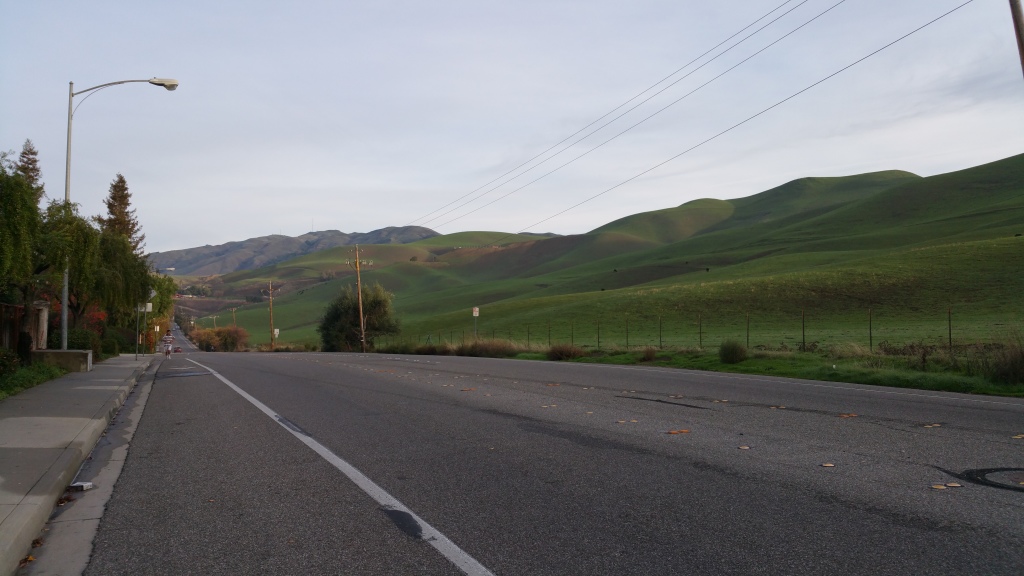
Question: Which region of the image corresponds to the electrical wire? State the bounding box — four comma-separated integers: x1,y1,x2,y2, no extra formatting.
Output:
497,0,978,243
430,0,850,230
404,0,803,227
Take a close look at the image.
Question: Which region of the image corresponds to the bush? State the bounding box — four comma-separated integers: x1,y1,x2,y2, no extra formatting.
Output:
190,327,249,352
0,349,19,378
641,347,658,362
48,327,101,356
719,340,747,364
101,338,120,356
547,343,586,361
0,363,65,400
986,331,1024,385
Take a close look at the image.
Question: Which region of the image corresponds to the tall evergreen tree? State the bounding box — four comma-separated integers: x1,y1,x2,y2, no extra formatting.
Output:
97,173,145,254
14,139,45,202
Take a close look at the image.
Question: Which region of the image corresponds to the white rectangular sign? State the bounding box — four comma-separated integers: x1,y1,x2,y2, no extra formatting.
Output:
472,307,479,317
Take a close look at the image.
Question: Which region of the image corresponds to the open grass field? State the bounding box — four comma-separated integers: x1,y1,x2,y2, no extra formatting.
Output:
188,153,1024,380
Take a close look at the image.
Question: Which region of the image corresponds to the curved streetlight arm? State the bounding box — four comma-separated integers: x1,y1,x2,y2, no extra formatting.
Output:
72,77,179,96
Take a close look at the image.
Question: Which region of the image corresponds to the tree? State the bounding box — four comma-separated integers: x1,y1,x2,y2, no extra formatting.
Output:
40,200,100,328
14,139,44,202
96,173,145,254
93,230,152,326
0,151,41,293
318,282,399,352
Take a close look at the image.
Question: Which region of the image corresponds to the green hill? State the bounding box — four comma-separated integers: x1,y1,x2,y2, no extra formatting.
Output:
187,153,1024,349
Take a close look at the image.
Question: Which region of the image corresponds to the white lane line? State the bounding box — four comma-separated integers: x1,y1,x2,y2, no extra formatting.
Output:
187,358,495,576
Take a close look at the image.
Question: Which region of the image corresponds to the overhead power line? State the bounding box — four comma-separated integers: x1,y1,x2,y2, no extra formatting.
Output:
405,0,804,227
499,0,978,242
430,0,850,230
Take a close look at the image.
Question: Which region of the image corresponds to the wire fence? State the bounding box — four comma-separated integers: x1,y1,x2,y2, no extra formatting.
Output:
384,308,1021,353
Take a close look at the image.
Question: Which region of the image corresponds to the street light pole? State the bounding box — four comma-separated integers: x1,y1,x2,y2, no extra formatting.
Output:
61,77,178,350
1011,0,1024,79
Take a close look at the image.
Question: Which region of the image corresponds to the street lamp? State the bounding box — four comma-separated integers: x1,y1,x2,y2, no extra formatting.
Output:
61,77,179,350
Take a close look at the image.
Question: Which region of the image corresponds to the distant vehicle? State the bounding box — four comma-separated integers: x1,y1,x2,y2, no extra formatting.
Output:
174,347,183,353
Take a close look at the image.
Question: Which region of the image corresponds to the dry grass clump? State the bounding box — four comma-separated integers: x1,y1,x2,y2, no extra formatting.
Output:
827,342,872,359
641,347,658,362
456,339,525,358
416,342,456,356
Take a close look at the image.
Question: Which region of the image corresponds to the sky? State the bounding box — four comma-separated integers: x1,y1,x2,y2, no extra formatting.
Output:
2,0,1023,254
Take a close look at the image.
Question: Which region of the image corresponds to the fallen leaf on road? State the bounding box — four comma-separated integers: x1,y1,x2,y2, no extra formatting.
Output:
666,429,691,434
546,383,560,387
1013,434,1024,439
738,445,750,450
629,419,638,423
945,483,962,488
821,463,835,467
930,485,947,490
461,388,476,392
616,420,626,424
585,411,593,414
839,413,858,418
18,556,35,568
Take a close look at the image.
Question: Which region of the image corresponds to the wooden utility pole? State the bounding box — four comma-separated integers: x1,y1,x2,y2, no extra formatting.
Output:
347,246,372,352
262,282,281,350
229,307,238,327
1011,0,1024,79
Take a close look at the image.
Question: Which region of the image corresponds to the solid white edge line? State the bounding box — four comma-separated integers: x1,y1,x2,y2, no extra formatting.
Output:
187,359,496,576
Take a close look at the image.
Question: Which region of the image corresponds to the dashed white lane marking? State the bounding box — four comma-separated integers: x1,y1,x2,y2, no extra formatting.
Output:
187,359,495,576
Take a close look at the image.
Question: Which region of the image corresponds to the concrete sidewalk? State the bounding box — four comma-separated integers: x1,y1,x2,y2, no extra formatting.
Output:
0,354,155,576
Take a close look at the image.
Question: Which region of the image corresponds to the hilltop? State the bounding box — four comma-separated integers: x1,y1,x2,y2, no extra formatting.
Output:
182,153,1024,349
148,226,439,276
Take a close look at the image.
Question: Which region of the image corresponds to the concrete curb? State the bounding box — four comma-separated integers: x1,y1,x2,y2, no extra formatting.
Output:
0,359,154,576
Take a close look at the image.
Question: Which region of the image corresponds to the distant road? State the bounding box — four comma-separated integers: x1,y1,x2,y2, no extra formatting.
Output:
87,353,1024,575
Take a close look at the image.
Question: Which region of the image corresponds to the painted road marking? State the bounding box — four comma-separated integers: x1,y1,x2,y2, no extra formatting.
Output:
187,359,495,576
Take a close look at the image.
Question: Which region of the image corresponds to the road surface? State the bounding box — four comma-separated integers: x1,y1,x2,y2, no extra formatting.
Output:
81,352,1024,575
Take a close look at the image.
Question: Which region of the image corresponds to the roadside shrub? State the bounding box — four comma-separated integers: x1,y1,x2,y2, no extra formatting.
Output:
216,326,249,352
0,350,19,378
547,343,586,361
101,338,120,356
986,331,1024,385
641,347,658,362
49,328,101,357
719,340,747,364
0,363,65,400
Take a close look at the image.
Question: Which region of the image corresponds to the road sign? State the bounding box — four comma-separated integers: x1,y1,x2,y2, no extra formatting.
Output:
473,307,479,317
274,329,280,337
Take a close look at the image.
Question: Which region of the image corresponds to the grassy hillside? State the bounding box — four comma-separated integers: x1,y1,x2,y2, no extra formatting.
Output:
189,154,1024,349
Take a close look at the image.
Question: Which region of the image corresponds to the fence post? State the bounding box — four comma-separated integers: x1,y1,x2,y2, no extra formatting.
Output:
869,307,873,351
801,309,805,352
659,316,663,349
698,313,702,349
625,314,629,350
746,313,750,349
597,318,601,351
948,306,952,355
571,320,574,346
527,324,531,348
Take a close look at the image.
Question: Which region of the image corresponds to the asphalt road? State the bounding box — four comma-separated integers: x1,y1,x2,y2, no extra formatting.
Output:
85,352,1024,575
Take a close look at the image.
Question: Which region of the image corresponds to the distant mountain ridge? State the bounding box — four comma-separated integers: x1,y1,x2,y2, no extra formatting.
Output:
148,226,438,276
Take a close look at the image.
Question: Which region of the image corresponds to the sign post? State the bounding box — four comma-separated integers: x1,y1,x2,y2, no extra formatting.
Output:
472,307,479,340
